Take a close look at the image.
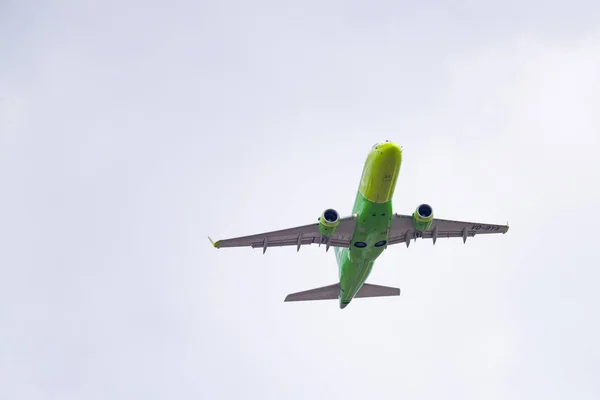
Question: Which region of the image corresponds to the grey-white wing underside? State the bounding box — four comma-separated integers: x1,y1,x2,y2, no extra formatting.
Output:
211,215,358,252
388,214,509,246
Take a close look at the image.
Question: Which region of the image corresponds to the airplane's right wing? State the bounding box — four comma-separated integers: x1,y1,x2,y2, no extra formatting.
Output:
388,213,509,247
209,214,358,253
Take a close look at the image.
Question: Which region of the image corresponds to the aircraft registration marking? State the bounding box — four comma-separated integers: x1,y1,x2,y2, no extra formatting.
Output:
471,224,501,231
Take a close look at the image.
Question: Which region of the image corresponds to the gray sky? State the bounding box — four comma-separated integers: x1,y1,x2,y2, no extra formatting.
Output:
2,1,600,399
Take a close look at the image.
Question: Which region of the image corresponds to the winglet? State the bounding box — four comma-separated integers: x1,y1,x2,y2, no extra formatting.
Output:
505,221,509,234
208,236,220,248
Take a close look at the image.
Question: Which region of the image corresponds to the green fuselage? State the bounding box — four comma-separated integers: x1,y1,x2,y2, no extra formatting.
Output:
334,142,402,309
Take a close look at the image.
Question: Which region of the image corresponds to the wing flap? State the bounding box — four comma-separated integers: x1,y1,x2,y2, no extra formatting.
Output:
249,236,350,249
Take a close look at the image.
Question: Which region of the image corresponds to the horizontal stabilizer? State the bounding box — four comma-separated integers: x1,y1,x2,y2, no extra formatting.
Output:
355,283,400,298
284,283,400,302
284,283,340,302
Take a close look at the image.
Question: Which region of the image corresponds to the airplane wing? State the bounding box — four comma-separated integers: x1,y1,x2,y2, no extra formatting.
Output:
210,214,358,253
388,213,509,247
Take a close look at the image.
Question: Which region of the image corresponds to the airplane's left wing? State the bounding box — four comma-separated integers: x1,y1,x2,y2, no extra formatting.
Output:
210,214,358,253
388,213,509,246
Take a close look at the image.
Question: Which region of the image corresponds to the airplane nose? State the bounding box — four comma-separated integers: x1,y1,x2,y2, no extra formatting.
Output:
377,142,402,160
359,142,402,203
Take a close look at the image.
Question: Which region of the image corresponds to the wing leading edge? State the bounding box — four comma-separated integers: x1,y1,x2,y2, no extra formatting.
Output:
210,214,358,253
388,214,509,247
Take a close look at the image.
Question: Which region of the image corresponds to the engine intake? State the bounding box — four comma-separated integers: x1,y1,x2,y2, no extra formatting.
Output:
413,203,434,232
319,208,340,236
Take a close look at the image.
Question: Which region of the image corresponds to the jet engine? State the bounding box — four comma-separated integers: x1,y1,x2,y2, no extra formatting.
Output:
412,203,434,232
318,208,340,236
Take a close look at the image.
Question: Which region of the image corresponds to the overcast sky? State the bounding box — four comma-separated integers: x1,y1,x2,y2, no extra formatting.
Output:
2,1,600,399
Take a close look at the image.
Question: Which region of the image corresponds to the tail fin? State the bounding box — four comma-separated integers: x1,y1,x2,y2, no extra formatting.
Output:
284,283,400,302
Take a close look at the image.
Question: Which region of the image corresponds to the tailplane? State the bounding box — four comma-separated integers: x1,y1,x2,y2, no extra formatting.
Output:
354,283,400,298
284,283,400,303
284,283,340,302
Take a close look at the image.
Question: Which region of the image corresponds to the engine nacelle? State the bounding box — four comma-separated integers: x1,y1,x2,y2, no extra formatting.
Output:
412,203,434,232
318,208,340,236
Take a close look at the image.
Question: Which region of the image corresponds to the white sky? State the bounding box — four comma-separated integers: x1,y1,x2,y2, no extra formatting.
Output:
2,1,600,399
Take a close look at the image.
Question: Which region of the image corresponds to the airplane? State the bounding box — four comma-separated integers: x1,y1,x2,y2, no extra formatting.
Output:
209,141,509,309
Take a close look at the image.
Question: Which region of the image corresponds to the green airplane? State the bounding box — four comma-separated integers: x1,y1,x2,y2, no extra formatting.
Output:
209,141,509,309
